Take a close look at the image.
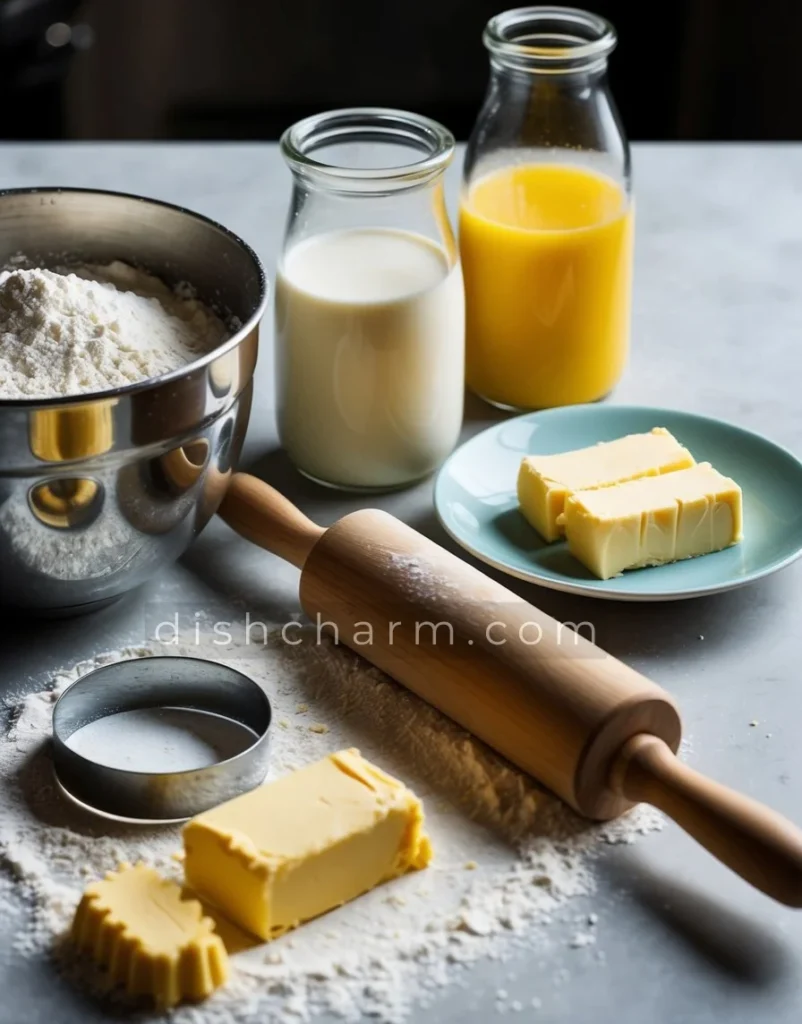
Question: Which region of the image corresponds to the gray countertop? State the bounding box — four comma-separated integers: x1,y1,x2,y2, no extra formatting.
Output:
1,142,801,1023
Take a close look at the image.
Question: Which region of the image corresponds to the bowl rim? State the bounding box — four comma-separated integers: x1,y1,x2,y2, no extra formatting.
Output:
0,185,269,410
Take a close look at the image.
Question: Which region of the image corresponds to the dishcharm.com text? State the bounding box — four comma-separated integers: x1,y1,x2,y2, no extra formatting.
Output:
152,612,596,648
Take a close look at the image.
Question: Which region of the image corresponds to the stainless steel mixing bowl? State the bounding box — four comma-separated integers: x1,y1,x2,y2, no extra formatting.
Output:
0,187,268,614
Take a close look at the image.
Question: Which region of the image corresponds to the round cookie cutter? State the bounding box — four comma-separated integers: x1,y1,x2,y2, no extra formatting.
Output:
52,656,271,823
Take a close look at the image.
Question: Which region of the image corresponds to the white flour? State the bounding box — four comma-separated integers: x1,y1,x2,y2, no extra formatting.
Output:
0,261,227,399
0,633,664,1022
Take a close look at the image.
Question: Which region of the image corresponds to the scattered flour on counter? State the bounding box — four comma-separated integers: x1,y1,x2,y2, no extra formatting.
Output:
0,261,228,399
0,631,664,1023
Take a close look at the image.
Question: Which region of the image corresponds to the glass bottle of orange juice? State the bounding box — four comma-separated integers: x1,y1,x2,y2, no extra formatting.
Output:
460,7,633,410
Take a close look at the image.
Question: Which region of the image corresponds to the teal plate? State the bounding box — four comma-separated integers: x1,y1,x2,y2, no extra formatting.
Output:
434,405,802,601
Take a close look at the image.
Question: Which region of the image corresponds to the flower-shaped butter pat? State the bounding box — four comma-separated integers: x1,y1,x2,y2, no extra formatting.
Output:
71,861,228,1008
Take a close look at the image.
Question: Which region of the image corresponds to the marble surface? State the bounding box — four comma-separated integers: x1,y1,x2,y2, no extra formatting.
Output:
1,143,802,1023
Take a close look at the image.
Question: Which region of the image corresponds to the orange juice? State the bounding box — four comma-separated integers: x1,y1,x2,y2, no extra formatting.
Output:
459,163,634,409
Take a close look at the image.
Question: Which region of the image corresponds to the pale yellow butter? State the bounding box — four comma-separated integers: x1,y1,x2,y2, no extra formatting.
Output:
517,428,695,542
560,462,743,579
71,862,228,1008
183,749,432,941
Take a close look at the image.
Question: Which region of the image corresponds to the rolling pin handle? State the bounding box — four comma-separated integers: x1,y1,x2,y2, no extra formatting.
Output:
218,472,325,569
612,734,802,908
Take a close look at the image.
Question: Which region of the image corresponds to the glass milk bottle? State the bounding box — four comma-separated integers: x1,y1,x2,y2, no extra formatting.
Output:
461,7,633,411
276,109,465,491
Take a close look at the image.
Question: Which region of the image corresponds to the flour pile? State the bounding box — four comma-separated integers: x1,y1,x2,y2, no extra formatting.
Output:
0,261,227,399
0,633,664,1022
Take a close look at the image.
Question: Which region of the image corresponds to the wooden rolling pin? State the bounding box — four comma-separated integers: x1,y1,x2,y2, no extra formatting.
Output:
219,473,802,908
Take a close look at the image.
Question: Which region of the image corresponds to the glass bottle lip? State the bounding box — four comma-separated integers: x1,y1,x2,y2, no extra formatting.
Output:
280,107,455,193
484,6,617,73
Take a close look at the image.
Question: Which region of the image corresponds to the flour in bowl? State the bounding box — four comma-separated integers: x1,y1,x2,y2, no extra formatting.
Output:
0,261,228,399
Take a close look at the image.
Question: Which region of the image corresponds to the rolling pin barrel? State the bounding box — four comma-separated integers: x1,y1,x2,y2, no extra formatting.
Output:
299,508,682,819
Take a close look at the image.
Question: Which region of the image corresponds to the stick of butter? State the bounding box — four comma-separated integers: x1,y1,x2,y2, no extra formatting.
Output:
518,428,695,542
183,749,432,941
560,462,743,579
71,862,229,1008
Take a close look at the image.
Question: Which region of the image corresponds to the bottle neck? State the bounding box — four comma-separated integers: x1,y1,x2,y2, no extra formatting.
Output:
284,178,457,267
484,6,617,77
464,9,629,196
480,60,620,154
488,55,609,88
281,108,455,197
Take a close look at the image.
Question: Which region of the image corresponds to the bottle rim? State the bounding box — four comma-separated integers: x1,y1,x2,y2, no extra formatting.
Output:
280,108,455,191
484,6,617,72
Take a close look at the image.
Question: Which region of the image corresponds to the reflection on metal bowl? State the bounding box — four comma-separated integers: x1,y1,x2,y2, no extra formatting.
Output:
116,407,245,537
30,400,116,461
0,187,268,614
29,478,104,529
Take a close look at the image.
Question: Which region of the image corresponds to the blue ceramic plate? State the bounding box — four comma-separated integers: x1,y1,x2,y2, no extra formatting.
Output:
434,405,802,601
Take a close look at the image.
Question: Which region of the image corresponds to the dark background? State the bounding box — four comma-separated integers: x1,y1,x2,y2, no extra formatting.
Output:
2,0,799,142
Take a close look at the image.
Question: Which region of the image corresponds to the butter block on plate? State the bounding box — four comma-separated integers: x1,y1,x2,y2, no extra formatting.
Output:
560,462,743,579
183,749,432,941
517,428,695,542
